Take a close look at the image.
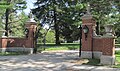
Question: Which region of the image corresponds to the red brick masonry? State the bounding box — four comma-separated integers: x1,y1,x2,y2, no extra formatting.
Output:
0,22,37,49
81,14,115,56
93,37,115,56
0,37,34,48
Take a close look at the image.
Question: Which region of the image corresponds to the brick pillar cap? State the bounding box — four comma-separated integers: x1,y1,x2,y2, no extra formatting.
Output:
25,21,37,26
82,14,93,20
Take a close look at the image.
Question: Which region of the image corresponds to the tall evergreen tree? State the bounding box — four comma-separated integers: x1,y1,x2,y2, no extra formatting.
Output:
0,0,27,36
32,0,85,44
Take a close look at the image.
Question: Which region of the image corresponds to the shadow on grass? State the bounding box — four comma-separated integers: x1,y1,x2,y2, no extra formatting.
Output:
115,51,120,54
82,58,100,66
37,43,79,47
0,52,29,56
67,46,79,50
113,63,120,68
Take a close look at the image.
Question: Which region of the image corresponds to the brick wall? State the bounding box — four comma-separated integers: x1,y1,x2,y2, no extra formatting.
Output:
82,25,93,51
0,38,33,48
0,38,1,48
93,37,103,52
0,22,37,49
81,14,115,57
102,37,115,56
93,37,115,56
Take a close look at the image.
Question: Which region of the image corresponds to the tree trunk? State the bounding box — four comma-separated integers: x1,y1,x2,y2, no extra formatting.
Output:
54,9,60,45
5,8,9,37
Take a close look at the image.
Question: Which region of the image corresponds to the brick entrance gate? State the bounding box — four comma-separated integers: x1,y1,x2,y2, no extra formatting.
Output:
81,11,115,65
0,15,37,54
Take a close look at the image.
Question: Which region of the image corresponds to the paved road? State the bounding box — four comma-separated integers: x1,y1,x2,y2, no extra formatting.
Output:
0,50,120,71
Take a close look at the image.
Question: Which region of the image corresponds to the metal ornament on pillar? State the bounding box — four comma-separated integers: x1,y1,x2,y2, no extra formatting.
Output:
28,11,36,23
83,25,89,40
86,2,91,15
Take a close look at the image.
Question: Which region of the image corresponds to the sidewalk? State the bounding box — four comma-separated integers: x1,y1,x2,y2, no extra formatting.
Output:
0,50,120,71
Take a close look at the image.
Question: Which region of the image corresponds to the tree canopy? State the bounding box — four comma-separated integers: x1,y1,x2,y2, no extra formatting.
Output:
0,0,27,36
32,0,120,43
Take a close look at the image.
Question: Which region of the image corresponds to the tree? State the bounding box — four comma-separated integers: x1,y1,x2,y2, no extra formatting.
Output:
79,0,120,36
9,12,29,37
33,0,120,43
0,0,27,36
32,0,85,44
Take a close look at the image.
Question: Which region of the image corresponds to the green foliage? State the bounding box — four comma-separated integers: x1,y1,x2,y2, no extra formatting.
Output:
32,0,120,43
32,0,85,44
0,0,27,37
116,37,120,44
9,12,29,37
46,30,55,43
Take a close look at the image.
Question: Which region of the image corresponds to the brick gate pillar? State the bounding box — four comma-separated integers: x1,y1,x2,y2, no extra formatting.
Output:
80,3,115,65
24,13,37,54
25,21,37,48
81,13,96,58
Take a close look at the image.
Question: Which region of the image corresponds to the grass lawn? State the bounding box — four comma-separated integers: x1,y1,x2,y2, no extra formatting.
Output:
82,58,100,66
37,43,80,52
0,52,29,56
113,51,120,68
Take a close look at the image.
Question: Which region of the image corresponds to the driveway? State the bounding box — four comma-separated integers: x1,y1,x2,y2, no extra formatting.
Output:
0,50,119,71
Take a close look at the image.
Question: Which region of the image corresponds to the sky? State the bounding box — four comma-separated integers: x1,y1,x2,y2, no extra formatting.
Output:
23,0,37,15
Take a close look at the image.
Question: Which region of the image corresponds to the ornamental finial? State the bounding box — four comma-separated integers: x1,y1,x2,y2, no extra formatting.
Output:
29,11,33,19
86,2,91,14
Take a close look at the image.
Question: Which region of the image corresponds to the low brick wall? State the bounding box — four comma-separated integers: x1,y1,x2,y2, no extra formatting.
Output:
0,38,1,48
93,36,115,56
0,37,33,48
0,37,34,53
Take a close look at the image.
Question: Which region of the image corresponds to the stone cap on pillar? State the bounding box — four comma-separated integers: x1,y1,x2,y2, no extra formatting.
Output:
26,11,37,24
82,2,93,20
82,14,93,19
25,11,37,28
81,2,96,26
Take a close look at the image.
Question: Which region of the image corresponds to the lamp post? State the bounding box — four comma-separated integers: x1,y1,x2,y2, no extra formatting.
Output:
79,25,82,57
83,25,89,40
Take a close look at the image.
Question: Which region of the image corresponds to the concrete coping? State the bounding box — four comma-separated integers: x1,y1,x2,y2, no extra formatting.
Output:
26,21,37,24
82,23,95,25
93,35,115,39
82,14,93,19
0,36,25,39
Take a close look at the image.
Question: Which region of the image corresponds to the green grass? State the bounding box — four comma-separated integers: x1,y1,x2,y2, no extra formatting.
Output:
37,43,80,52
82,58,100,66
116,51,120,62
113,51,120,68
37,43,79,46
0,52,29,56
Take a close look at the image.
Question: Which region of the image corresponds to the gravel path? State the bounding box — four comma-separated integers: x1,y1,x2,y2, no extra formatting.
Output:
0,50,119,71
